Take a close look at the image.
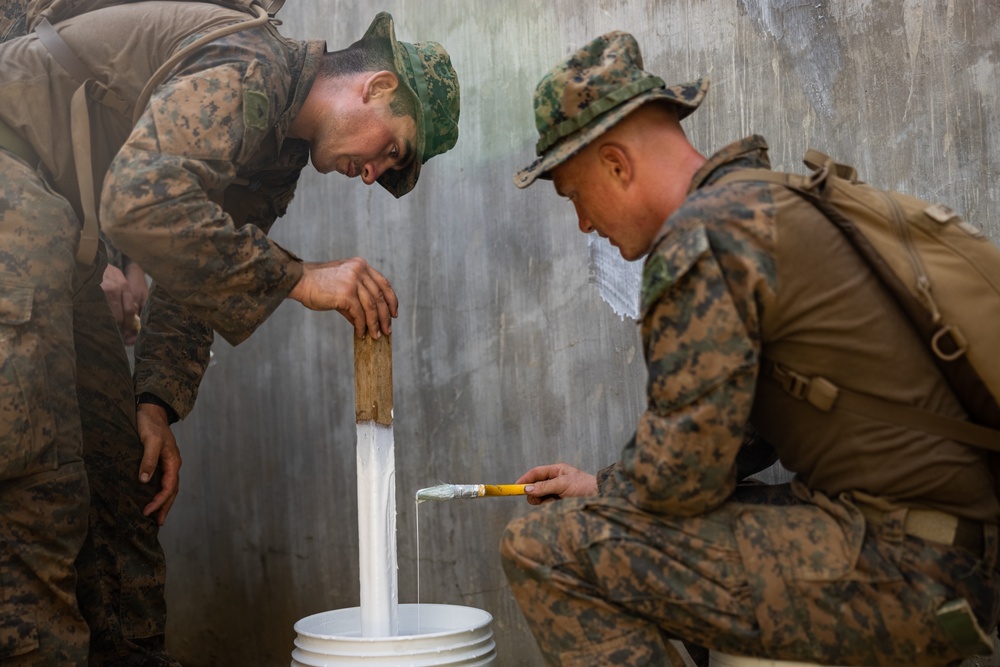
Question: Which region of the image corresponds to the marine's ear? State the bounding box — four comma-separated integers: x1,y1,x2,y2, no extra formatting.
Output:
597,143,633,189
362,70,399,102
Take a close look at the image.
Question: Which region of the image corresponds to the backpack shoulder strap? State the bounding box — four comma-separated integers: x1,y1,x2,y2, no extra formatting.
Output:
70,83,101,266
132,2,271,124
35,17,131,116
715,148,859,194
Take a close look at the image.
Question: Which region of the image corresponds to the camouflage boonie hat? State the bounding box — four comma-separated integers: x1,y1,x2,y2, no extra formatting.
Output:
363,12,460,198
514,31,707,188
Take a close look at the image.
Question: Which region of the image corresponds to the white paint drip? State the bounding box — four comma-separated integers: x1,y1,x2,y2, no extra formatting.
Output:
587,233,642,320
356,421,398,637
414,497,421,634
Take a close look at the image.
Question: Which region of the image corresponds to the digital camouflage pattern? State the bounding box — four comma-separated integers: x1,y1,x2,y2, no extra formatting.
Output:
0,146,176,665
0,149,90,664
501,136,1000,666
135,142,312,420
0,0,28,42
514,30,707,188
502,483,999,667
363,11,460,198
72,260,180,666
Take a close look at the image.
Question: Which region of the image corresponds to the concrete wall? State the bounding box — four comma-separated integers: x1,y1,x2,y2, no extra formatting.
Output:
159,1,1000,664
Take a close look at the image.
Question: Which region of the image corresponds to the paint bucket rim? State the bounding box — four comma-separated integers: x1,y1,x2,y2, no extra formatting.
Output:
294,603,494,642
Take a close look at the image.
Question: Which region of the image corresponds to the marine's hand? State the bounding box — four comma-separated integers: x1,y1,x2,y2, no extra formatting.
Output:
101,264,140,344
136,402,182,525
289,258,399,338
515,463,598,505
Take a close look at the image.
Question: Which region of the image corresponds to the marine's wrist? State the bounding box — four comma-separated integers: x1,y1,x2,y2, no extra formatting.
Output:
136,392,179,424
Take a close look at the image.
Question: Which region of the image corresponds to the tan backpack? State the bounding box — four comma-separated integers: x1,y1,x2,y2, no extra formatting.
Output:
718,150,1000,451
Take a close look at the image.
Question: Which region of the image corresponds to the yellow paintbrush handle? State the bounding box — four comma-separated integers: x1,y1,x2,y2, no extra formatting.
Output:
480,484,528,497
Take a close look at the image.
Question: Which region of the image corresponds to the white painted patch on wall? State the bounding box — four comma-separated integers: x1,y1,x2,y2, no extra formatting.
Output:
970,54,997,102
587,233,642,320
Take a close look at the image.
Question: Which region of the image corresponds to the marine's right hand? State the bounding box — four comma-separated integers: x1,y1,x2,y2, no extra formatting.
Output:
515,463,598,505
136,402,182,526
288,258,398,339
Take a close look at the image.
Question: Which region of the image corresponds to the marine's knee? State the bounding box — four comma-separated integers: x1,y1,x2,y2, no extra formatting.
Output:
502,502,599,575
500,513,555,582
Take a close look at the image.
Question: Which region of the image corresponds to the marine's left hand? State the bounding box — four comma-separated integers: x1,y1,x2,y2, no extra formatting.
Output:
136,402,182,525
101,264,140,343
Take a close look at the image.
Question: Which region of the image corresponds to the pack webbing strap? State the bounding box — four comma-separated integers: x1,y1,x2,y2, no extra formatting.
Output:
35,18,131,116
71,84,100,267
35,18,90,81
715,168,794,190
762,359,1000,452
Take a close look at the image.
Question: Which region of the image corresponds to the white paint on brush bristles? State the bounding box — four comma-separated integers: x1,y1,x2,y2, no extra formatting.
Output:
415,484,481,503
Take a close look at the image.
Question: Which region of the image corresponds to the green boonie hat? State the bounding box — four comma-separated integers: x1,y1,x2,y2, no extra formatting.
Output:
363,12,460,198
513,31,708,189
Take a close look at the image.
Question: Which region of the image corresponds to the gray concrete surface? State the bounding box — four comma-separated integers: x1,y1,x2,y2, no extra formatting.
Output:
159,1,1000,664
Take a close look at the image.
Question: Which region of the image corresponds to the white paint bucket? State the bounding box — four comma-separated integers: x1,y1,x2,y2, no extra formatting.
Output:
291,603,497,666
710,651,843,667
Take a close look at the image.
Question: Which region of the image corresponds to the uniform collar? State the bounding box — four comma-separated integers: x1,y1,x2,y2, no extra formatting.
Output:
687,134,771,194
276,40,325,147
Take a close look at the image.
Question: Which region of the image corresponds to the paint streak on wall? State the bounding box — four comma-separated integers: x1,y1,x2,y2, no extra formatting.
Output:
741,0,843,117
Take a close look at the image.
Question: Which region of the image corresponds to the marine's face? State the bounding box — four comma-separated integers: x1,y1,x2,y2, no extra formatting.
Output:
311,98,418,185
551,151,648,261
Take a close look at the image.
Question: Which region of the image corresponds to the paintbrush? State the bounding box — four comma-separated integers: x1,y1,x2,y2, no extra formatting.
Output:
415,483,527,503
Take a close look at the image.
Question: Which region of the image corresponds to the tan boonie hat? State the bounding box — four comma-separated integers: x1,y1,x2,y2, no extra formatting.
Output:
514,31,707,188
363,12,460,198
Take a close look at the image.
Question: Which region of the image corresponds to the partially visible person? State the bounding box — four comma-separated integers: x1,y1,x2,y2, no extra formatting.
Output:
0,4,459,664
500,31,998,667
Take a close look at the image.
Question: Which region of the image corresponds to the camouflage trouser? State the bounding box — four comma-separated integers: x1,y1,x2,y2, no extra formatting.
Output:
0,150,180,666
0,0,29,43
500,481,1000,667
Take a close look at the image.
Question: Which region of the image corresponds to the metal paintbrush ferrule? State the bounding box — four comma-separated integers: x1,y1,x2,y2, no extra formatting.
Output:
455,484,485,499
415,483,527,503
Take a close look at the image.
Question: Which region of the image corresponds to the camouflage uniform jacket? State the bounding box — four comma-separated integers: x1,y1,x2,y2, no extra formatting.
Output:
0,2,323,418
601,135,998,523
